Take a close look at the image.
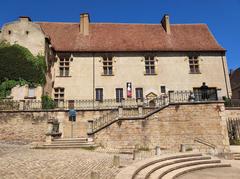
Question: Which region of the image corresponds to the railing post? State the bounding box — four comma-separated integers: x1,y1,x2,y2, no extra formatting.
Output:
217,89,222,101
168,91,174,103
138,102,143,117
118,106,123,118
88,119,94,134
19,100,25,110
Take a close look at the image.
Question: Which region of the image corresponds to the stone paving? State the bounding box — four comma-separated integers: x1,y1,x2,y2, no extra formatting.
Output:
0,142,135,179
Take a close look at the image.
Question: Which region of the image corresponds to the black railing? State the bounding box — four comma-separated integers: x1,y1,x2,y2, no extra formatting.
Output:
0,90,220,111
225,99,240,107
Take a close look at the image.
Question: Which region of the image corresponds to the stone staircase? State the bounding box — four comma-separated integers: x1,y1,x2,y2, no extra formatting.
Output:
37,138,96,149
115,153,231,179
233,153,240,160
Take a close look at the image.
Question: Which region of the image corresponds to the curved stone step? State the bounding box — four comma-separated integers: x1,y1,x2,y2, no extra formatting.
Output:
164,163,231,179
137,156,211,179
115,153,202,179
149,159,221,179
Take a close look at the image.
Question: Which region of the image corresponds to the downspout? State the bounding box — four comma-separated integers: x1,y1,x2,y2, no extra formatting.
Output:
221,52,229,98
93,53,95,108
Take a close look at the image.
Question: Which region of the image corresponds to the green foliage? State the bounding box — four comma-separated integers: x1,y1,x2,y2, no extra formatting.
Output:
0,79,28,98
0,42,46,85
41,95,56,109
230,139,240,145
0,42,46,98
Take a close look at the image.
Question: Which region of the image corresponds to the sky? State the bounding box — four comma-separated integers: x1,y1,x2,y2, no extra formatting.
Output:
0,0,239,70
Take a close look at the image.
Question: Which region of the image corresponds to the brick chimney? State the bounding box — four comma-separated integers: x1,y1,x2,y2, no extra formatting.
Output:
80,13,90,36
161,14,170,34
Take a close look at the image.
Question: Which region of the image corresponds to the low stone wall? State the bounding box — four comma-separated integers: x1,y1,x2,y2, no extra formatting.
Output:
0,112,49,143
94,103,230,152
0,109,112,143
225,107,240,118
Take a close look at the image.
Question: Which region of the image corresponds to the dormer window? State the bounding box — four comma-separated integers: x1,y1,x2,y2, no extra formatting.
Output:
145,56,155,75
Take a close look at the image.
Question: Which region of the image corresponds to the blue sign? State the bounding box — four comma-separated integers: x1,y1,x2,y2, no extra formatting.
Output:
69,109,76,117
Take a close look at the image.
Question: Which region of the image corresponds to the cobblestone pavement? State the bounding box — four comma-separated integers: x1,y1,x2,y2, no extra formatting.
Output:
0,142,135,179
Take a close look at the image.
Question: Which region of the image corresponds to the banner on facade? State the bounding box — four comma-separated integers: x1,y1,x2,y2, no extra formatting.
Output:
127,82,132,98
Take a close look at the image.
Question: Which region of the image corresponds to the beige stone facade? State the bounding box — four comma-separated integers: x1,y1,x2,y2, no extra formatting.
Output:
54,52,231,101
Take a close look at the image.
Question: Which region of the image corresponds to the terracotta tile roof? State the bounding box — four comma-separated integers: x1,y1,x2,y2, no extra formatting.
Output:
37,22,225,52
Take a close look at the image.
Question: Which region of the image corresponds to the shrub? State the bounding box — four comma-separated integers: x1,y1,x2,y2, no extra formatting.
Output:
41,95,56,109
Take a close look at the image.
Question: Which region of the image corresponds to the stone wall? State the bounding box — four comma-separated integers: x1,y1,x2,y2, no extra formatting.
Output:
0,111,49,143
225,107,240,118
94,103,230,152
0,109,111,143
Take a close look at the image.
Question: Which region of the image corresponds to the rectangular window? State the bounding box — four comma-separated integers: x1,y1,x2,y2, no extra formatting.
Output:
103,56,113,75
96,88,103,101
145,56,155,75
189,56,200,73
116,88,123,102
160,86,166,94
136,88,143,101
28,88,35,97
54,88,64,102
59,58,70,76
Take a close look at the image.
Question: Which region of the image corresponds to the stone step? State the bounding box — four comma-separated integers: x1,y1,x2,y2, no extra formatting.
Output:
149,159,221,179
116,153,203,179
163,163,231,179
53,138,88,142
234,157,240,160
136,156,211,179
38,145,97,149
44,142,95,147
51,141,89,145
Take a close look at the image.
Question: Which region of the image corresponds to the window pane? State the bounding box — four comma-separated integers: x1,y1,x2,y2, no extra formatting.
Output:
60,68,64,76
161,86,166,93
65,68,69,76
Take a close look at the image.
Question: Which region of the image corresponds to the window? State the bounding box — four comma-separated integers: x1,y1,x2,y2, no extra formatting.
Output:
59,58,70,76
103,56,113,75
160,86,166,94
95,88,103,101
136,88,143,101
116,88,123,102
54,88,64,102
189,56,200,73
145,56,155,75
28,88,35,97
26,31,29,35
8,30,11,35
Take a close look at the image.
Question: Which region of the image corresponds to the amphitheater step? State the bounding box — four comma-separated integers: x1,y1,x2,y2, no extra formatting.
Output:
148,159,221,179
115,152,231,179
233,153,240,160
164,163,231,179
136,156,211,179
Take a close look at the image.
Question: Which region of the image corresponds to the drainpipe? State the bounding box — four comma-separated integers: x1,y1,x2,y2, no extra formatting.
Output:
93,53,95,108
221,52,229,98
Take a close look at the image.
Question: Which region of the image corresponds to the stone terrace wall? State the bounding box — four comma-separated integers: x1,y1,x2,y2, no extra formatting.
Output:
225,107,240,118
0,110,112,143
94,103,230,152
0,111,49,143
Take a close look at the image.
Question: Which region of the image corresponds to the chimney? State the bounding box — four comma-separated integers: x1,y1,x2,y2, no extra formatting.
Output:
19,16,32,22
161,14,170,34
80,13,90,36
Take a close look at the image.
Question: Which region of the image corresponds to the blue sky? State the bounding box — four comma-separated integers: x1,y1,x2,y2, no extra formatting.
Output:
1,0,239,70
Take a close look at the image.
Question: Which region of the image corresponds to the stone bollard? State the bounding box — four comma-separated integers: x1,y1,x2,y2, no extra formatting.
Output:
180,144,186,152
132,149,136,160
90,171,100,179
113,155,120,167
155,146,161,156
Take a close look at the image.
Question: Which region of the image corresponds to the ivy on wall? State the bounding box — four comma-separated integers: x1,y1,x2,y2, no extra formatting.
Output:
0,42,46,98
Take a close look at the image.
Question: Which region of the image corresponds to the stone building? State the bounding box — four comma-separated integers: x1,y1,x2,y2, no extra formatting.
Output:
230,68,240,99
0,14,232,102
